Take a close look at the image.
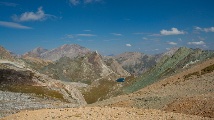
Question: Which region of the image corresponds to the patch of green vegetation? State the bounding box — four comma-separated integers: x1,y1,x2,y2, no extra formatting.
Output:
0,85,68,102
82,79,120,104
82,76,136,104
201,64,214,75
83,76,136,104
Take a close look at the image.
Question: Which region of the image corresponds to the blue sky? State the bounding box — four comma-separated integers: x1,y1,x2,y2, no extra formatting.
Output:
0,0,214,55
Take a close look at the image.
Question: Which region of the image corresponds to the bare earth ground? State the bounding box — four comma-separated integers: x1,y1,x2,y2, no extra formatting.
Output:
1,58,214,120
1,107,212,120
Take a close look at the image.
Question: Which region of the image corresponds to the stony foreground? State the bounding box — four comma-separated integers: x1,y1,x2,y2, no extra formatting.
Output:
1,107,212,120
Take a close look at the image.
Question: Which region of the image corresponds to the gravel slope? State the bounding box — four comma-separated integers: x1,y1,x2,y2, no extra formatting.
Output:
1,107,211,120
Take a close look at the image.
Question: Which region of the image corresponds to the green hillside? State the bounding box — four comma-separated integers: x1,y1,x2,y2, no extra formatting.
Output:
123,47,214,93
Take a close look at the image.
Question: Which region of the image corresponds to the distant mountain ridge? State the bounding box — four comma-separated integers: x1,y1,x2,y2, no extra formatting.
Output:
108,52,156,76
23,44,91,61
23,47,48,58
42,44,91,61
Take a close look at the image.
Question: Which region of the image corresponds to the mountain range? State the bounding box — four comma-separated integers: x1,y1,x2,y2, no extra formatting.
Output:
0,44,214,119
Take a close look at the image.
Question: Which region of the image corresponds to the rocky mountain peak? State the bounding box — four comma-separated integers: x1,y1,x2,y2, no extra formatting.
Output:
0,46,15,61
40,44,91,61
23,47,48,58
163,47,179,57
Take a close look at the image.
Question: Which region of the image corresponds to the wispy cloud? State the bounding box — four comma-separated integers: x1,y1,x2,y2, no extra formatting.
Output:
66,34,74,38
195,26,202,30
126,44,132,47
69,0,103,5
198,36,205,41
142,37,148,40
84,30,92,32
12,7,56,22
160,28,185,36
194,26,214,32
188,41,206,45
62,33,96,39
133,32,151,35
84,0,103,4
69,0,80,5
111,33,122,36
167,42,177,45
76,34,96,37
0,2,18,7
0,21,32,29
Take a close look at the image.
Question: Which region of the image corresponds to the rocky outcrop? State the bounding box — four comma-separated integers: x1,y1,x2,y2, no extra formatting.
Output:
0,46,15,61
104,58,130,77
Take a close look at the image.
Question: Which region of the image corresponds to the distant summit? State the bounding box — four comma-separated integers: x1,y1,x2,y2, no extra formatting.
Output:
110,52,156,76
23,47,48,58
162,47,179,57
23,44,91,61
40,44,91,61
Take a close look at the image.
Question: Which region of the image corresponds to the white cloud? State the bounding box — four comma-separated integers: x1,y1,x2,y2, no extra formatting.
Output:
168,42,177,45
69,0,80,5
194,26,202,30
188,41,206,45
204,27,214,32
126,44,132,47
76,34,96,37
194,26,214,32
160,28,185,35
12,7,55,22
0,21,32,29
111,33,122,36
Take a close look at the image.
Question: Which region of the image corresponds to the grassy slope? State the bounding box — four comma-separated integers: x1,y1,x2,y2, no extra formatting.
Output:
123,47,214,93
